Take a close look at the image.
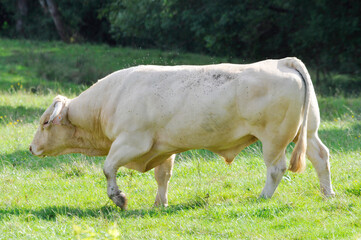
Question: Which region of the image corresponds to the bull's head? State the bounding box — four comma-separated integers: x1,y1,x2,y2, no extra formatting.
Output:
30,95,75,157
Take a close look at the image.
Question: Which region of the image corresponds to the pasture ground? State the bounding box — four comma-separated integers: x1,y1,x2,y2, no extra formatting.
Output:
0,39,360,239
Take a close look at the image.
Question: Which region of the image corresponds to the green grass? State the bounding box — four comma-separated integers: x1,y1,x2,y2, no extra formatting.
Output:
0,38,230,91
0,39,361,239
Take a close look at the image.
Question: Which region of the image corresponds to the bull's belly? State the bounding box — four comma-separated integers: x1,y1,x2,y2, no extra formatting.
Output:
157,120,254,150
124,131,258,173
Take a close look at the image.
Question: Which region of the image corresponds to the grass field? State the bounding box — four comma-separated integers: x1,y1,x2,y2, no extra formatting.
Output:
0,39,361,239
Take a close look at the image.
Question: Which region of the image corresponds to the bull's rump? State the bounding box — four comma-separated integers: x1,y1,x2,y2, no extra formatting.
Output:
94,60,305,151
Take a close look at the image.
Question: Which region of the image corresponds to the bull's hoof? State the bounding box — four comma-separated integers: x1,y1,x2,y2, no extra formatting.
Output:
110,191,128,210
321,187,335,198
323,191,336,198
153,202,168,208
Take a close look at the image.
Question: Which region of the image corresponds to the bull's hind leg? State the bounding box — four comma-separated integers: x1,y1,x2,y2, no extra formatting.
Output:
154,154,175,207
307,133,335,196
260,141,288,198
103,133,153,209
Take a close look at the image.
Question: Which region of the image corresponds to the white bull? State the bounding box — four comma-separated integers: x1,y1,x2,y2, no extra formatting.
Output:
30,57,335,209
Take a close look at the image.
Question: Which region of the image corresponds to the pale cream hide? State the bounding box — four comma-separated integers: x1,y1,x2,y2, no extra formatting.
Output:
30,57,334,209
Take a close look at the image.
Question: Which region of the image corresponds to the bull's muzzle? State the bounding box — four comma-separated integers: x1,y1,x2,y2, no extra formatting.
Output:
29,144,44,156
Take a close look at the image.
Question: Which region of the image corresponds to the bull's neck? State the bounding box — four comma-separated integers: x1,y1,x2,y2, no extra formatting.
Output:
67,126,111,156
68,95,100,130
66,97,111,156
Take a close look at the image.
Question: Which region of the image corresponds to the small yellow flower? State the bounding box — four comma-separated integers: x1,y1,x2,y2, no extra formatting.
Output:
73,224,82,235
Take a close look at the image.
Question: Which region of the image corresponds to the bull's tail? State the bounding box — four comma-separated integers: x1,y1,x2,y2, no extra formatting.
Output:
283,57,312,173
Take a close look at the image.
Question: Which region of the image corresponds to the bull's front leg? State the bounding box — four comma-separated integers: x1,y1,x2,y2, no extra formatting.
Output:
154,154,175,207
103,165,127,209
103,133,153,209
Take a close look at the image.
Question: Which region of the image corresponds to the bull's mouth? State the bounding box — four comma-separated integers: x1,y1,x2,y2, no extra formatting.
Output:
29,145,45,157
31,151,45,157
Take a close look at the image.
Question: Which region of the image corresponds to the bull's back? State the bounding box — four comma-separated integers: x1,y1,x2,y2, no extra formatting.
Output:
94,62,305,148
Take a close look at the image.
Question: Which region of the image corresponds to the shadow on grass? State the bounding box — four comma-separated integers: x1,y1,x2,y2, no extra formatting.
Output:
0,198,208,221
318,122,361,153
0,150,104,170
0,50,96,90
318,98,361,121
0,105,45,125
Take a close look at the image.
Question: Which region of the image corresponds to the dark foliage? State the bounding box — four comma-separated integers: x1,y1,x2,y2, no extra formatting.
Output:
102,0,361,94
0,0,113,43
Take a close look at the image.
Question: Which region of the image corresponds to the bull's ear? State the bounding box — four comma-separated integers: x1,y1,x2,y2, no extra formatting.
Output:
49,95,69,125
52,115,63,125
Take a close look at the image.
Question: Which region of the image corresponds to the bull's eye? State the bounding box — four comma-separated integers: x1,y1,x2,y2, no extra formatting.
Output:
43,121,50,128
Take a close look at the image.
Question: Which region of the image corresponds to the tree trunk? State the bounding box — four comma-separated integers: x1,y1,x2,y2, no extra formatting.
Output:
39,0,49,14
45,0,70,42
16,0,28,36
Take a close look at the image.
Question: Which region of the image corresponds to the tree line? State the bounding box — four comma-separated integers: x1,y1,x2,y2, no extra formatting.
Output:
1,0,360,94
